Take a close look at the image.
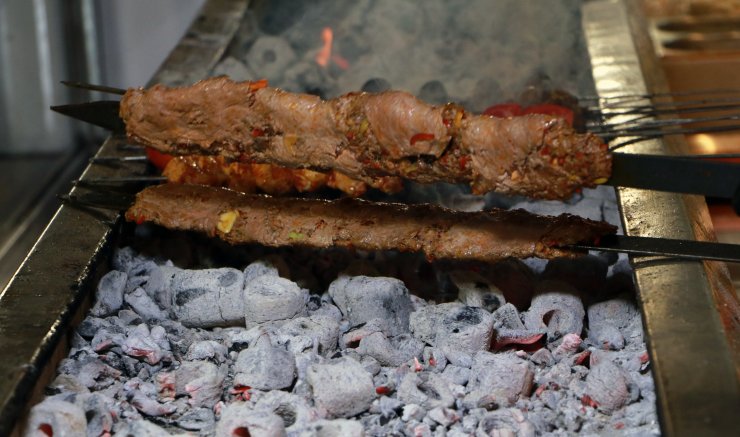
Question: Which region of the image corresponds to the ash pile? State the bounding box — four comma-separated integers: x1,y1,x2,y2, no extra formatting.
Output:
25,190,659,437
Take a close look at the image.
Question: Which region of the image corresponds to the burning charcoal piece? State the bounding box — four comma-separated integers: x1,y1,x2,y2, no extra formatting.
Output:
234,338,296,390
584,357,635,413
23,398,86,437
169,360,226,408
82,393,115,437
90,270,127,317
553,333,583,360
276,314,340,354
306,356,375,418
466,351,534,408
341,318,391,348
357,332,425,367
124,378,177,417
409,303,494,366
121,324,172,365
124,287,167,322
418,80,448,105
243,275,308,328
524,281,585,343
449,270,505,313
328,276,414,336
170,267,246,327
215,402,286,437
246,36,296,82
490,303,545,350
530,348,555,366
396,372,455,410
244,259,283,283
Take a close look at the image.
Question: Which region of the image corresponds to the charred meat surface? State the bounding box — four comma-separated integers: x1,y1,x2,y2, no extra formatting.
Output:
162,155,403,197
125,184,616,262
120,77,611,200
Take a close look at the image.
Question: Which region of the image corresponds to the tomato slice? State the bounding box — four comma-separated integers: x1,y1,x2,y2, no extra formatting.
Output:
483,103,523,118
145,147,174,171
522,103,574,126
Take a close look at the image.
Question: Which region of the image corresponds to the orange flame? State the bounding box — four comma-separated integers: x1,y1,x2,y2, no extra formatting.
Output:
316,27,350,70
316,27,333,67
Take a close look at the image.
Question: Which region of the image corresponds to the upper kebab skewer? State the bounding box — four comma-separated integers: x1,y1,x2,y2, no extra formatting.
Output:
118,77,611,200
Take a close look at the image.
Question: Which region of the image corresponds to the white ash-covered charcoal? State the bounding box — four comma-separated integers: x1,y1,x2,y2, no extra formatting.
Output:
490,303,544,350
552,333,583,361
244,258,288,283
81,393,116,437
140,264,180,311
114,418,188,437
23,398,86,437
530,347,555,366
250,390,319,433
47,373,89,397
123,378,177,417
211,56,255,80
57,354,122,391
90,270,127,317
233,337,296,390
396,372,456,410
306,419,365,436
170,268,246,327
245,36,296,83
523,280,585,343
174,407,215,432
275,314,341,354
427,406,462,429
586,295,642,351
184,339,229,363
328,276,414,336
341,317,392,348
164,360,226,408
465,351,534,408
90,325,126,354
422,346,447,373
409,303,494,366
441,365,471,386
124,287,167,322
215,402,286,437
306,356,375,418
243,275,308,328
357,332,425,367
476,408,536,437
583,354,639,413
121,324,172,365
118,309,143,325
448,269,506,313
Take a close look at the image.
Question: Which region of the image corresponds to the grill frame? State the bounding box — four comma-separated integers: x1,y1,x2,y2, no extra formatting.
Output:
0,0,737,435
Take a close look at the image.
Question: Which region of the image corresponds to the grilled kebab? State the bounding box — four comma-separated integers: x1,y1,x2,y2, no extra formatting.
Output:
126,184,616,262
121,77,611,200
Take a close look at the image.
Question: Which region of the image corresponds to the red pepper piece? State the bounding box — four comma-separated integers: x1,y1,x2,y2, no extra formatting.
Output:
145,147,174,171
409,132,435,145
522,103,575,126
483,103,523,118
248,79,269,92
252,128,265,137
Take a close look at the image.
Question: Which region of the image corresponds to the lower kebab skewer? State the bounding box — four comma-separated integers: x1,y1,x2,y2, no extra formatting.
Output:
121,77,611,200
126,184,616,262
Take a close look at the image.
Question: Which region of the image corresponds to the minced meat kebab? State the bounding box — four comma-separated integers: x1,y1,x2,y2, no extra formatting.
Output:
120,77,611,200
126,184,616,262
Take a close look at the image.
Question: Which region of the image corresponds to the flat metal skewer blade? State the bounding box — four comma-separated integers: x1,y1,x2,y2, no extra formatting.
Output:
51,101,125,132
61,81,127,95
569,235,740,264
